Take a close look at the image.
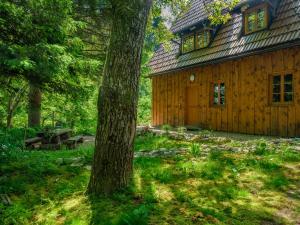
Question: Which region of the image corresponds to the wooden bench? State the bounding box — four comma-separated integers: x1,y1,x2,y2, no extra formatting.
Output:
25,137,43,149
64,136,84,149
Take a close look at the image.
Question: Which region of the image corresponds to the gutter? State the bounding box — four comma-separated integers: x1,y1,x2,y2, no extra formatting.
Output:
148,39,300,77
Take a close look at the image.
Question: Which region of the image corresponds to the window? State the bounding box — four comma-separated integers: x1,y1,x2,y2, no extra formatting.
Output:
271,74,293,104
212,81,225,106
182,35,194,53
196,30,210,49
245,5,268,34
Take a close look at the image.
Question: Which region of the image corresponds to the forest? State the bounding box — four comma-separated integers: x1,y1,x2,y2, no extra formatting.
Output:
1,0,300,224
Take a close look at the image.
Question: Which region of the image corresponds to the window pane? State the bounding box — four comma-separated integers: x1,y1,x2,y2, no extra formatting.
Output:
203,31,210,48
197,31,210,49
247,12,256,33
284,84,293,93
272,75,281,103
183,35,194,53
284,74,293,92
273,84,280,94
214,84,219,104
284,74,293,102
284,74,293,83
273,75,281,85
220,83,225,105
273,94,281,103
284,93,293,102
257,8,266,29
197,33,203,48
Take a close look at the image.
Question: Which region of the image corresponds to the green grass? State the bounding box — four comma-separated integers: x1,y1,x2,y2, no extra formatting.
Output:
1,134,300,225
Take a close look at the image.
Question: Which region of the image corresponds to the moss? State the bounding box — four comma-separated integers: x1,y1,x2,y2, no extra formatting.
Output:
1,135,299,225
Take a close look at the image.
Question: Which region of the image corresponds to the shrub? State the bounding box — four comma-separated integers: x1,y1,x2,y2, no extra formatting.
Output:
161,124,172,134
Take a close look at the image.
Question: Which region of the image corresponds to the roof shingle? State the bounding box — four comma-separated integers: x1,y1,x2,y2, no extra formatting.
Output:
150,0,300,75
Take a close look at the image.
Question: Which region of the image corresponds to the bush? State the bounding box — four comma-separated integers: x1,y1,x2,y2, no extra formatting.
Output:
0,128,38,151
161,124,172,134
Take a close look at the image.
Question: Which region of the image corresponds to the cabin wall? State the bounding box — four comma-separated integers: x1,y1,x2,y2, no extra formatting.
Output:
151,46,300,137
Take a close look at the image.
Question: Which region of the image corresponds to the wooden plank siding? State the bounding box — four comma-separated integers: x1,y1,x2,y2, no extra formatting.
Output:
151,47,300,137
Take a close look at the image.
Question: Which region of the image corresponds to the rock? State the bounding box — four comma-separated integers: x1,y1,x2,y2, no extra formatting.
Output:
0,194,12,206
136,126,150,136
55,158,64,165
134,148,187,158
85,165,92,170
64,157,84,164
294,146,300,151
70,162,84,167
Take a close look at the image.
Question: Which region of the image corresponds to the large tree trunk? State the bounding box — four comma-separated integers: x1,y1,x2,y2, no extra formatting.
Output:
28,83,42,127
88,0,152,195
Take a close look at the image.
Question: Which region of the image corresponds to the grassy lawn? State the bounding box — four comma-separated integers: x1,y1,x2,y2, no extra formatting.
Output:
1,133,300,225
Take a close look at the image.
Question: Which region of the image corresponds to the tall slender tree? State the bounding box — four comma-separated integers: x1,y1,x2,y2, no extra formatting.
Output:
88,0,153,195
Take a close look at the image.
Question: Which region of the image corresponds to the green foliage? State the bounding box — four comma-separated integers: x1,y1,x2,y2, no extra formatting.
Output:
207,0,241,25
177,126,187,134
161,124,172,134
116,205,150,225
189,143,201,157
134,134,189,151
1,134,300,224
253,140,269,155
0,127,37,151
198,129,214,138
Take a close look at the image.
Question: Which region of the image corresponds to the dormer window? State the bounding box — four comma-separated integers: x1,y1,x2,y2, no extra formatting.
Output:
182,35,195,53
244,4,269,34
196,30,210,49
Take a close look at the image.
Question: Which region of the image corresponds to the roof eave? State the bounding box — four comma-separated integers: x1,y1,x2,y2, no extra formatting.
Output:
149,39,300,77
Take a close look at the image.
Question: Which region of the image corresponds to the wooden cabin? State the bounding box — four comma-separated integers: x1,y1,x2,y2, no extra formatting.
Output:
149,0,300,137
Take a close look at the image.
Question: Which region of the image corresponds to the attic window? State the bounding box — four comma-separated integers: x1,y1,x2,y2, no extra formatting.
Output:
182,35,194,53
196,30,210,49
244,4,269,34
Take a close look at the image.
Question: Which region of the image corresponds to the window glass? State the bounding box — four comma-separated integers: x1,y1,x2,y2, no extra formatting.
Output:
271,74,293,104
245,6,268,34
197,31,210,49
272,75,281,103
257,8,266,29
182,35,194,53
213,82,225,106
284,74,293,102
214,84,219,105
220,83,225,105
247,12,256,33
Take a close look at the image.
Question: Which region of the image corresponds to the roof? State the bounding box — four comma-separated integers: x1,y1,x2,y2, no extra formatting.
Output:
171,0,213,34
149,0,300,75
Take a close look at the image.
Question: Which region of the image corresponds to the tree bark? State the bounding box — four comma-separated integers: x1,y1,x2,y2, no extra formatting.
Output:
28,83,42,127
88,0,152,195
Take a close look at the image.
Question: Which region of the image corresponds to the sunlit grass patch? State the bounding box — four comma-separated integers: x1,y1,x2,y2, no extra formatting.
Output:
1,134,300,225
134,134,189,152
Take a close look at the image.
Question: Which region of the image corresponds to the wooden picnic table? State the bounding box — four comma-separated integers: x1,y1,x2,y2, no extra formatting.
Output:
25,128,85,150
38,128,72,143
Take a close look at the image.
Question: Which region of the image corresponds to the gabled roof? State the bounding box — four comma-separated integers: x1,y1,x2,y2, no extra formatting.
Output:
149,0,300,75
171,0,213,34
